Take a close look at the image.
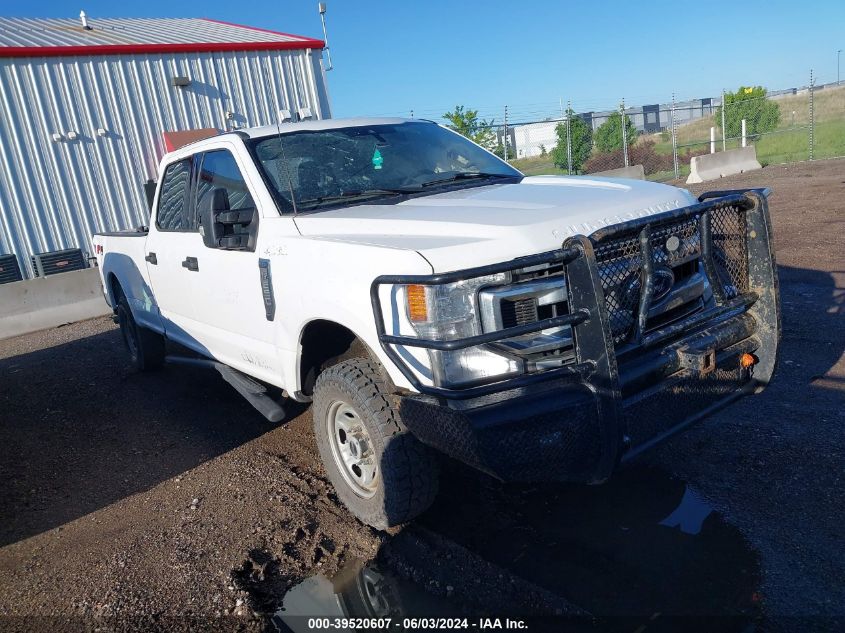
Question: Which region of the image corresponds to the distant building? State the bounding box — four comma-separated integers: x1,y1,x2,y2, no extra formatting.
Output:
0,16,330,277
507,97,724,159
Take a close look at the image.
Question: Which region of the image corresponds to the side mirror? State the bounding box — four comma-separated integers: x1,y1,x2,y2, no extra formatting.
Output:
199,187,257,250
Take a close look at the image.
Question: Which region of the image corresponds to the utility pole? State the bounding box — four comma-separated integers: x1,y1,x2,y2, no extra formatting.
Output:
838,50,842,86
620,99,629,167
721,89,727,151
566,100,573,175
809,69,815,160
503,105,509,161
671,93,679,180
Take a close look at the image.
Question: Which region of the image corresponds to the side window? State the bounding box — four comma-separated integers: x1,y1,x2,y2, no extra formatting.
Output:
156,159,191,231
195,150,256,225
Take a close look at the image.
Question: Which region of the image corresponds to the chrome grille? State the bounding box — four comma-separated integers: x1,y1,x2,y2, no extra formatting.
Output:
479,267,574,362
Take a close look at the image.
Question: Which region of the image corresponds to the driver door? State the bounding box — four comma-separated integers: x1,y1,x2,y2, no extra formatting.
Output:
186,146,281,382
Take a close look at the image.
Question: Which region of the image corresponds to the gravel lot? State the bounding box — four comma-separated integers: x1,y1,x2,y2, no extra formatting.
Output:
0,159,842,632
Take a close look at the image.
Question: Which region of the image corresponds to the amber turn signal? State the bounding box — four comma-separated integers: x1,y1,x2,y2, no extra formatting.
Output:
739,353,757,369
406,284,429,322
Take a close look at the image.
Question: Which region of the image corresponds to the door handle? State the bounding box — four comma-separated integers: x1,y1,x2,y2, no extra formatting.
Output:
145,252,157,265
181,256,199,272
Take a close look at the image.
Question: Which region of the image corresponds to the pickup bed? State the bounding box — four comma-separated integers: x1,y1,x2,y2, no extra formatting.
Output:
94,117,780,529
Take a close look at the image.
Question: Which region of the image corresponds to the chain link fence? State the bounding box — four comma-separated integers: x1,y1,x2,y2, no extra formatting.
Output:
454,71,845,182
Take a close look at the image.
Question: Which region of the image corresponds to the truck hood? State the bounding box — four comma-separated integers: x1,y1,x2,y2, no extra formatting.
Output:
293,176,697,272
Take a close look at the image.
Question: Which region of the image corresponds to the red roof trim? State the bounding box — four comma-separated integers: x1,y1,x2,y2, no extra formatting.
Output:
0,18,324,58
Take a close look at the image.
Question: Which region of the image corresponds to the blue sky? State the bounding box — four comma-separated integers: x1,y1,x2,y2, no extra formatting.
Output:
13,1,845,122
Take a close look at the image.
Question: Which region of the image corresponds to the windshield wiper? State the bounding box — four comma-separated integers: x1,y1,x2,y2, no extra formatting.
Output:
300,187,422,208
420,172,515,188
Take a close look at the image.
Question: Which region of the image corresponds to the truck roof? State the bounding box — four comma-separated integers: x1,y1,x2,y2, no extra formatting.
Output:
157,117,432,172
239,117,420,139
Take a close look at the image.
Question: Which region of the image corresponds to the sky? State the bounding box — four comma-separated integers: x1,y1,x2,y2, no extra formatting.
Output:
11,1,845,124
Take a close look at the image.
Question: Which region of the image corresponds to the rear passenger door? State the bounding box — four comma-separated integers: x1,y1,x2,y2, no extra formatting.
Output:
187,147,281,381
144,157,204,349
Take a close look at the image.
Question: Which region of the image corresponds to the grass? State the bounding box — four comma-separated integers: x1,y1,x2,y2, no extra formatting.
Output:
509,154,569,176
509,85,845,180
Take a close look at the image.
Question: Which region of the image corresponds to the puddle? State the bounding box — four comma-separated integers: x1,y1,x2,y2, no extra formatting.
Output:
272,466,761,632
272,560,464,632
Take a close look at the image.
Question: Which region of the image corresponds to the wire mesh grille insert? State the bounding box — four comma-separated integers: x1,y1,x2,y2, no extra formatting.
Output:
593,209,746,346
710,205,749,299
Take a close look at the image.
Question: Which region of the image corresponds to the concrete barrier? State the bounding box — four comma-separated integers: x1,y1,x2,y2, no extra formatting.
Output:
592,164,646,180
0,268,111,340
686,146,762,184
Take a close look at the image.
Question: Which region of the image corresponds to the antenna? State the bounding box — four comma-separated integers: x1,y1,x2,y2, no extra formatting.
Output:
317,3,334,71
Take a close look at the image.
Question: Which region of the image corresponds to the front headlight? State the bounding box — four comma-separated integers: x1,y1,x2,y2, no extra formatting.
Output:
404,274,524,387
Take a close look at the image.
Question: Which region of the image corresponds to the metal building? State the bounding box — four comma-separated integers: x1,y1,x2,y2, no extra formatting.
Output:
0,16,330,277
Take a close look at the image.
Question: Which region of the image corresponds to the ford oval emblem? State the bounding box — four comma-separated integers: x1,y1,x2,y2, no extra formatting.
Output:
652,266,676,301
623,266,675,306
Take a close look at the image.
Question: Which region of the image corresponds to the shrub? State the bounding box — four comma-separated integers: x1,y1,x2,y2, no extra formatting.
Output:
594,111,638,153
715,86,780,140
551,109,592,172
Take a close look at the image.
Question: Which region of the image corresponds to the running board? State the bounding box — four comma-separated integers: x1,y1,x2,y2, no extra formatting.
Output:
165,356,286,423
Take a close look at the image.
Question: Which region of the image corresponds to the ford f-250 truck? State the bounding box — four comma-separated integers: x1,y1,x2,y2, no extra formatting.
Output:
93,118,780,529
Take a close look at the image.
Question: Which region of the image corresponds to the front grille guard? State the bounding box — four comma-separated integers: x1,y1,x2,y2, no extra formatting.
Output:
370,188,779,477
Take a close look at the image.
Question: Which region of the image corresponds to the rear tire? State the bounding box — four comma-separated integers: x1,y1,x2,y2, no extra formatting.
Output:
313,358,439,530
116,295,165,371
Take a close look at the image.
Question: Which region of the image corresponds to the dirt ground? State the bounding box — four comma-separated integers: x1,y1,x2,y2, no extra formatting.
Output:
0,159,843,632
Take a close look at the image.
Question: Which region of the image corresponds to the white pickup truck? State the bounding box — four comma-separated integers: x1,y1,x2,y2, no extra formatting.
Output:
94,118,780,529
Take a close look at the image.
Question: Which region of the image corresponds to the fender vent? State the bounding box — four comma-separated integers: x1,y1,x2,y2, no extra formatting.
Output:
30,248,87,277
0,254,23,284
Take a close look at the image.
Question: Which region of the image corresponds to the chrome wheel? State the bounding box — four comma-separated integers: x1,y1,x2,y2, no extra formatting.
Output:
326,400,379,498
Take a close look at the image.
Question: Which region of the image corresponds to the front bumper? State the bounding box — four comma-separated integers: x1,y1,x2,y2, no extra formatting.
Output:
372,189,780,483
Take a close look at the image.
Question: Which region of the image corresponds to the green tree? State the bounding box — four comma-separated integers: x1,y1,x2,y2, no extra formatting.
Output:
551,109,592,172
716,86,780,140
442,105,496,151
594,111,638,153
493,137,516,160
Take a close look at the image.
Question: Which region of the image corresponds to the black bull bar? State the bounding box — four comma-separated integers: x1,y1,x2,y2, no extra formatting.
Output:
369,189,781,482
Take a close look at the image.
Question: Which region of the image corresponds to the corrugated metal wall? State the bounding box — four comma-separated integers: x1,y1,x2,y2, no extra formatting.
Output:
0,48,330,276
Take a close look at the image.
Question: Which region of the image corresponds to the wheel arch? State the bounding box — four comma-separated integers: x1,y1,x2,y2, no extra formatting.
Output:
106,272,123,310
296,318,389,400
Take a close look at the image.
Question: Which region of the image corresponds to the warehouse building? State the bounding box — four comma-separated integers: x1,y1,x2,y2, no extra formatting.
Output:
0,15,330,278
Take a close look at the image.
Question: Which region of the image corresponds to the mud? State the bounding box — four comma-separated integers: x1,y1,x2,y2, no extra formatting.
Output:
1,158,843,631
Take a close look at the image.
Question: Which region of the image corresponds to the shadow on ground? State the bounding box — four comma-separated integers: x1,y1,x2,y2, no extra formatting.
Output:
0,327,279,547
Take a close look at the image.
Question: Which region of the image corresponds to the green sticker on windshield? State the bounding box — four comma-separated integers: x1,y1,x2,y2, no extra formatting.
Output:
372,147,384,170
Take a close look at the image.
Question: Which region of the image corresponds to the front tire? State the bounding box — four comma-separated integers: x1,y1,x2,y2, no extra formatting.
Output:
116,296,165,371
313,358,439,529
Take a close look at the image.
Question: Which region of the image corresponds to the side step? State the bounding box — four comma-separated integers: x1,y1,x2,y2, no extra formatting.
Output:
165,356,286,423
216,365,286,423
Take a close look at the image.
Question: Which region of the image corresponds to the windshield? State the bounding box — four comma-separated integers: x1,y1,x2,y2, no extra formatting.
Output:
248,121,522,213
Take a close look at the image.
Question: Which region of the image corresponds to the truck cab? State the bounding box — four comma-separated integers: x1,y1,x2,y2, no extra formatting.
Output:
94,118,780,530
